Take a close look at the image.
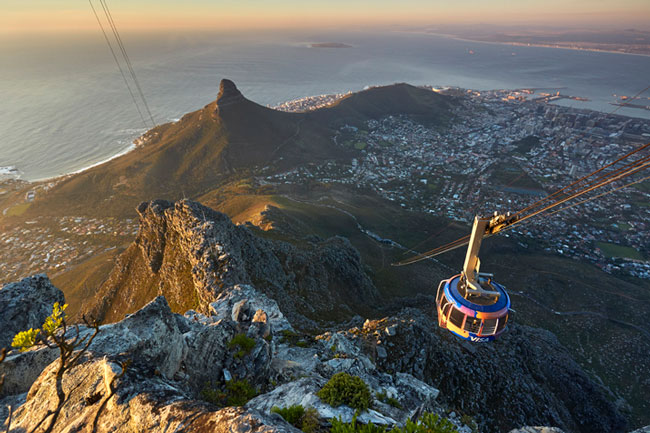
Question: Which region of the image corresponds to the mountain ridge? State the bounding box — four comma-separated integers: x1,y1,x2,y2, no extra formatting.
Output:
25,79,453,218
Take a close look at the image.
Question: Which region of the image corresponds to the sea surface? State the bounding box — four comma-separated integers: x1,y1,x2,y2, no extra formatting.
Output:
1,29,649,181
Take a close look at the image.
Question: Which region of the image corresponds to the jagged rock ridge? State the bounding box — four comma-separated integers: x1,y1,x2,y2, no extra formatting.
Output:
1,280,451,432
85,199,380,328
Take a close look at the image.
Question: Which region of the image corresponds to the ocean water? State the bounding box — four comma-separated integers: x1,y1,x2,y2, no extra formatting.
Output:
1,29,649,181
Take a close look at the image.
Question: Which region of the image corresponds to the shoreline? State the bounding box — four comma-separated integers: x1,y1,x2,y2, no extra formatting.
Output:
401,30,650,58
28,142,137,184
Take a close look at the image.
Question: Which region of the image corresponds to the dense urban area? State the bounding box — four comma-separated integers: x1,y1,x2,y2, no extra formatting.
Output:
0,214,137,281
1,87,649,283
269,87,650,279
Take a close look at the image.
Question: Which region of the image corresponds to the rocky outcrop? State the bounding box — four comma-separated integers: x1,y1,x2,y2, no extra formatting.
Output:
207,284,294,334
3,293,279,432
1,274,627,433
2,284,450,433
9,355,298,433
343,310,627,433
86,199,379,328
216,78,246,109
0,346,59,398
0,274,64,349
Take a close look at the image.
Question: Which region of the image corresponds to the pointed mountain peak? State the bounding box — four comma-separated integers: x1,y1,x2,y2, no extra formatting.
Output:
216,78,245,109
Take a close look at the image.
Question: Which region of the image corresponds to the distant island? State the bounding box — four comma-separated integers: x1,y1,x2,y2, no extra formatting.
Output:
310,42,352,48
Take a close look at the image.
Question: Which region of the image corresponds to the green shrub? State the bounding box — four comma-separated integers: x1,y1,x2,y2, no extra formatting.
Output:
375,390,402,409
317,372,372,411
225,379,257,406
386,397,402,409
228,333,256,359
301,407,320,433
330,412,458,433
331,415,385,433
200,382,227,406
12,302,68,352
272,404,305,426
271,405,320,433
200,379,257,407
395,413,458,433
281,329,299,338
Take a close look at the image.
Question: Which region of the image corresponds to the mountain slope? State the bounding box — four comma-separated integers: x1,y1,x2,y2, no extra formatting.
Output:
26,80,453,217
312,82,454,127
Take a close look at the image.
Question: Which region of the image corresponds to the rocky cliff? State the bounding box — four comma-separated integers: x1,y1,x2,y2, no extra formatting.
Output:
0,280,447,433
84,199,380,329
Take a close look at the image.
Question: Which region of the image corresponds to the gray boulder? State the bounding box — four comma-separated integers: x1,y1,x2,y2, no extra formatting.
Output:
182,317,271,390
0,348,58,398
210,284,293,334
0,274,64,349
88,296,186,379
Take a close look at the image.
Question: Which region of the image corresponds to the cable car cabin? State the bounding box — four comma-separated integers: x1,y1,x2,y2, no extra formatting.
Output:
392,213,516,342
436,274,510,342
435,214,515,342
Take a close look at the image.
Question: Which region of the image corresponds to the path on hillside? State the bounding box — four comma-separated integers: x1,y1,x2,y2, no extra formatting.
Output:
278,194,456,272
271,118,305,158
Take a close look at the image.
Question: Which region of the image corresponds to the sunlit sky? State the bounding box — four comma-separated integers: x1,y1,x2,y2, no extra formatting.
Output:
2,0,650,33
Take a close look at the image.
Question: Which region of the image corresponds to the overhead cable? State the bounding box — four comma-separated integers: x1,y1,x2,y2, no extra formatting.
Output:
88,0,148,129
98,0,155,126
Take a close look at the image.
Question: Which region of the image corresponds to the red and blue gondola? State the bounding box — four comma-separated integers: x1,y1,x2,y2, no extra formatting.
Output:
436,274,510,342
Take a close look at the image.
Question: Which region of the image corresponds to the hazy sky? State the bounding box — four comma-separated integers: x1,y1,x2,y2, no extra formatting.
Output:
3,0,650,33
